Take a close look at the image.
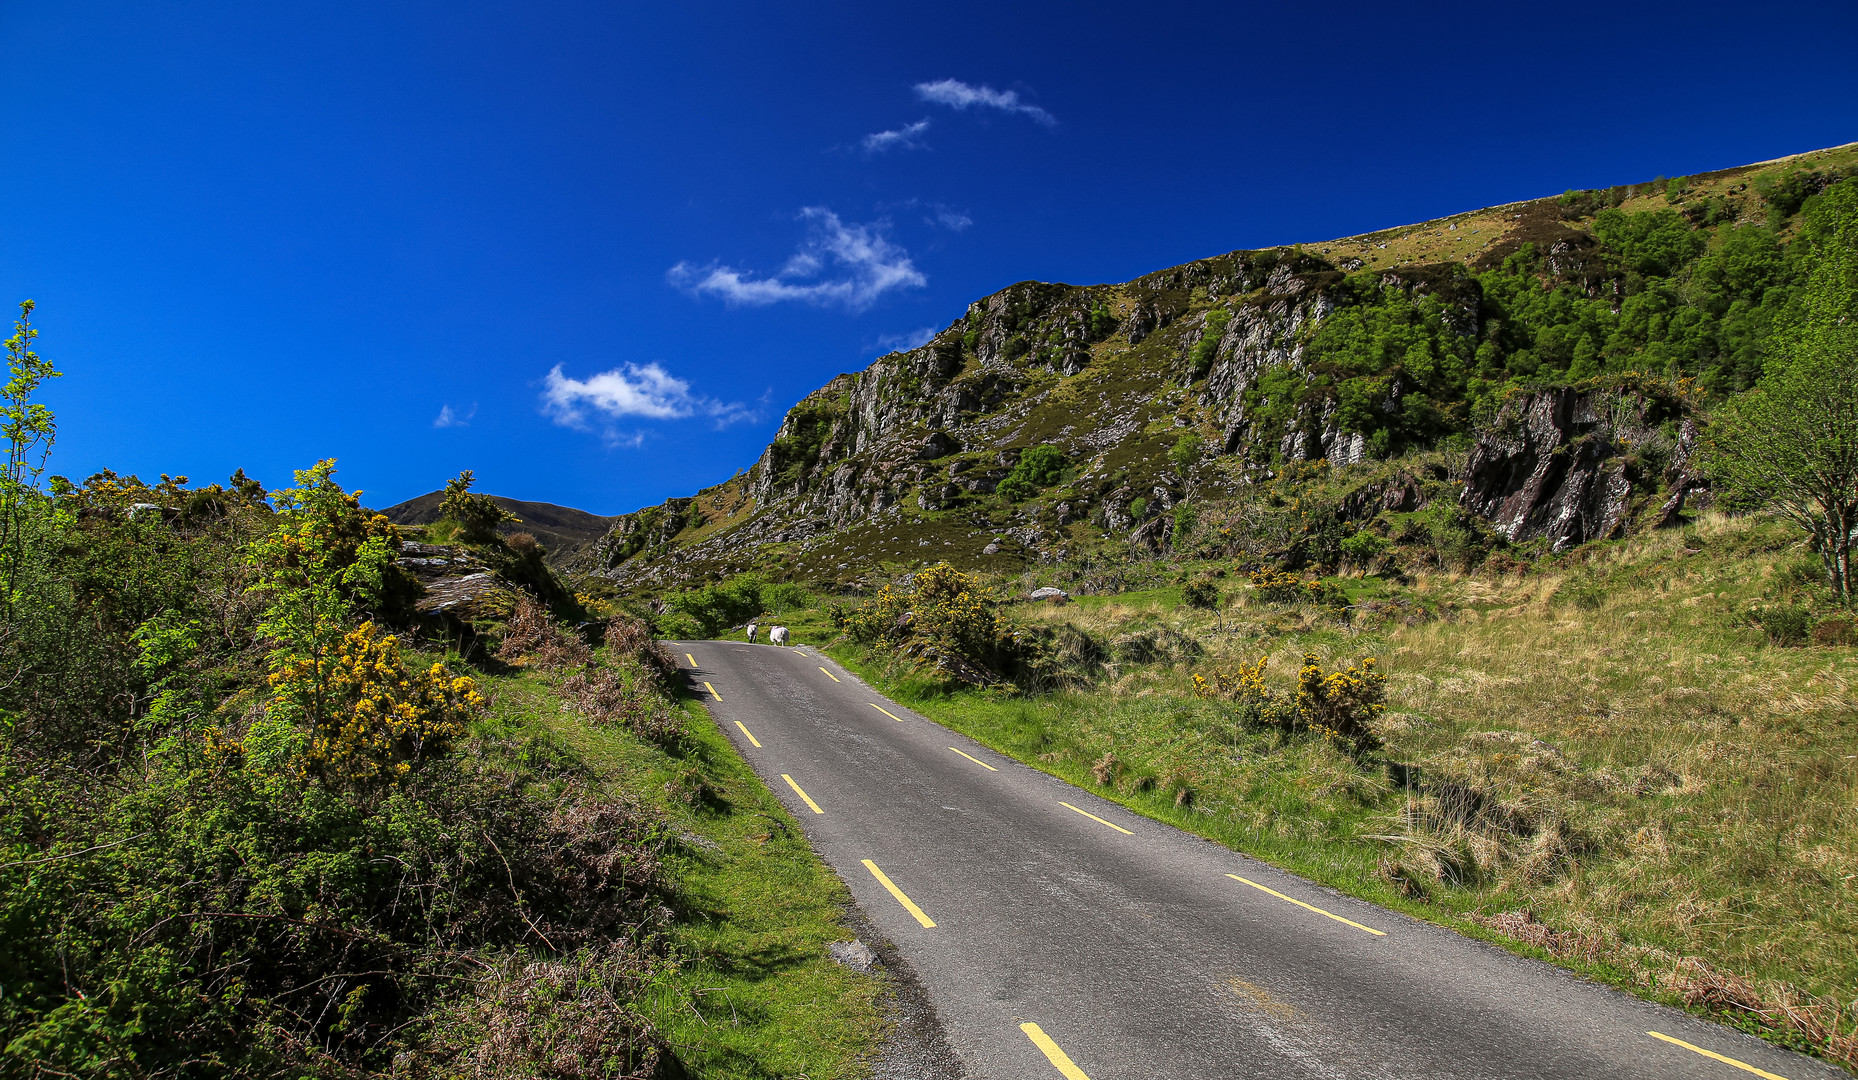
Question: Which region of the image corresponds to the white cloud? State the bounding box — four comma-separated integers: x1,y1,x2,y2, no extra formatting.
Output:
434,403,475,428
863,118,930,153
668,207,925,312
540,363,759,441
875,327,938,354
914,78,1055,125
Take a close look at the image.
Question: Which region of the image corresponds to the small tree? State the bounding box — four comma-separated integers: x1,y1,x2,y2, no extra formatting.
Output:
1709,181,1858,602
0,300,60,618
439,469,519,544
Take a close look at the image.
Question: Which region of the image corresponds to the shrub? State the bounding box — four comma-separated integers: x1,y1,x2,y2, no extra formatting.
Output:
561,667,686,748
1193,652,1385,753
763,581,815,613
1339,530,1388,570
1128,496,1149,520
836,562,1007,681
1248,568,1344,607
604,612,680,690
498,593,593,669
1757,605,1812,646
1187,308,1231,379
663,573,764,637
1812,617,1856,646
1181,578,1219,610
267,620,487,788
997,444,1068,501
1168,433,1204,468
440,469,520,544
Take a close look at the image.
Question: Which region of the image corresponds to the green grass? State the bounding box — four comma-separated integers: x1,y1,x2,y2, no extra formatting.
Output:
795,513,1858,1071
478,671,886,1078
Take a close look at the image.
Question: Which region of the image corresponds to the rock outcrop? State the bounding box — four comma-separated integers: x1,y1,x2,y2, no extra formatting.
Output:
1460,386,1692,550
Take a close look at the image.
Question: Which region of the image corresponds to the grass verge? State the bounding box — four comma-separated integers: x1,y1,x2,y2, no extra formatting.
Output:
478,670,886,1078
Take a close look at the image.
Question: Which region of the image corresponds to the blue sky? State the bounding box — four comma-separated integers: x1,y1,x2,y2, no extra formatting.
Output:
4,1,1855,515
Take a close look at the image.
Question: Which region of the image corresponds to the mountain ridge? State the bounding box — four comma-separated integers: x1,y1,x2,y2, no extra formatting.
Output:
568,140,1857,593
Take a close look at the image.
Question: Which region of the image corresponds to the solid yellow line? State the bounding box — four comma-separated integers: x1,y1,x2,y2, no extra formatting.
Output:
1226,874,1385,936
870,703,905,722
1020,1022,1092,1080
1647,1031,1790,1079
818,666,840,682
704,681,722,701
1058,801,1133,835
781,774,823,814
862,859,936,927
949,747,998,771
685,653,696,666
733,720,761,748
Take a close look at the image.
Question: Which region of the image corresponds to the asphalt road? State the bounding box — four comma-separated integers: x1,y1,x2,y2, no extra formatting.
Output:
679,639,1839,1080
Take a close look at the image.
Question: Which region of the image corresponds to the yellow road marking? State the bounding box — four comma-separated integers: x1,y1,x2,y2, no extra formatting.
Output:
781,774,824,814
1647,1031,1790,1079
1226,874,1385,936
949,747,998,771
818,666,840,682
1058,801,1133,835
685,653,696,666
870,703,905,722
1020,1022,1091,1080
703,681,722,701
862,859,935,927
733,720,761,748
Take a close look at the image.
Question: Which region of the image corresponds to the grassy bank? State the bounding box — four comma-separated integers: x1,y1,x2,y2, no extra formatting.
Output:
480,667,888,1079
776,513,1855,1070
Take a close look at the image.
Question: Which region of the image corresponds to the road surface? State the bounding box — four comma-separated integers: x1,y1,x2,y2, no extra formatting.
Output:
679,639,1838,1080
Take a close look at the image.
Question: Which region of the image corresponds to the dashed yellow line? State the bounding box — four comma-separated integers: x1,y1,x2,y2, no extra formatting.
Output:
733,720,761,748
1059,801,1133,835
703,681,722,701
870,703,905,722
1020,1022,1092,1080
862,859,936,927
1647,1031,1790,1079
781,774,824,815
949,746,998,771
685,653,696,667
1226,874,1385,936
818,666,840,682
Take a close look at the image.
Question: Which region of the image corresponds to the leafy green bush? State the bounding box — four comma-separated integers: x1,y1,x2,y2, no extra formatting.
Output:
1187,308,1231,379
1168,432,1203,468
1757,605,1812,646
997,444,1068,501
664,573,764,637
1339,530,1389,570
762,581,815,613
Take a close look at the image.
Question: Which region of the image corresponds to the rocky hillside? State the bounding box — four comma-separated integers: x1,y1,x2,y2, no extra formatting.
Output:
576,141,1857,593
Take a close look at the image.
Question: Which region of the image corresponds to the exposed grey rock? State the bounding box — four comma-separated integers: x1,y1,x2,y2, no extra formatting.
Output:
828,939,881,973
1028,586,1070,602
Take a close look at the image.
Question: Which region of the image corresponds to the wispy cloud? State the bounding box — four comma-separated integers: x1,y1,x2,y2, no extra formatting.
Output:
928,204,973,231
914,78,1055,125
434,403,476,428
541,363,757,443
862,118,930,154
668,208,925,312
875,327,938,354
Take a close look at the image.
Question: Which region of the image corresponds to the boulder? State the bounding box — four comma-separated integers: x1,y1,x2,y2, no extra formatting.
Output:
1029,586,1070,603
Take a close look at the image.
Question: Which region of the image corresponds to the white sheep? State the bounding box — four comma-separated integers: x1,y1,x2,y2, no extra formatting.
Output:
769,626,789,646
746,622,759,642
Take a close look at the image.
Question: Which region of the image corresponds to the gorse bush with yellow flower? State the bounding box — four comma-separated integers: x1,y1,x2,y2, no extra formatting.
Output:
267,619,485,786
1193,652,1385,753
836,561,1010,681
